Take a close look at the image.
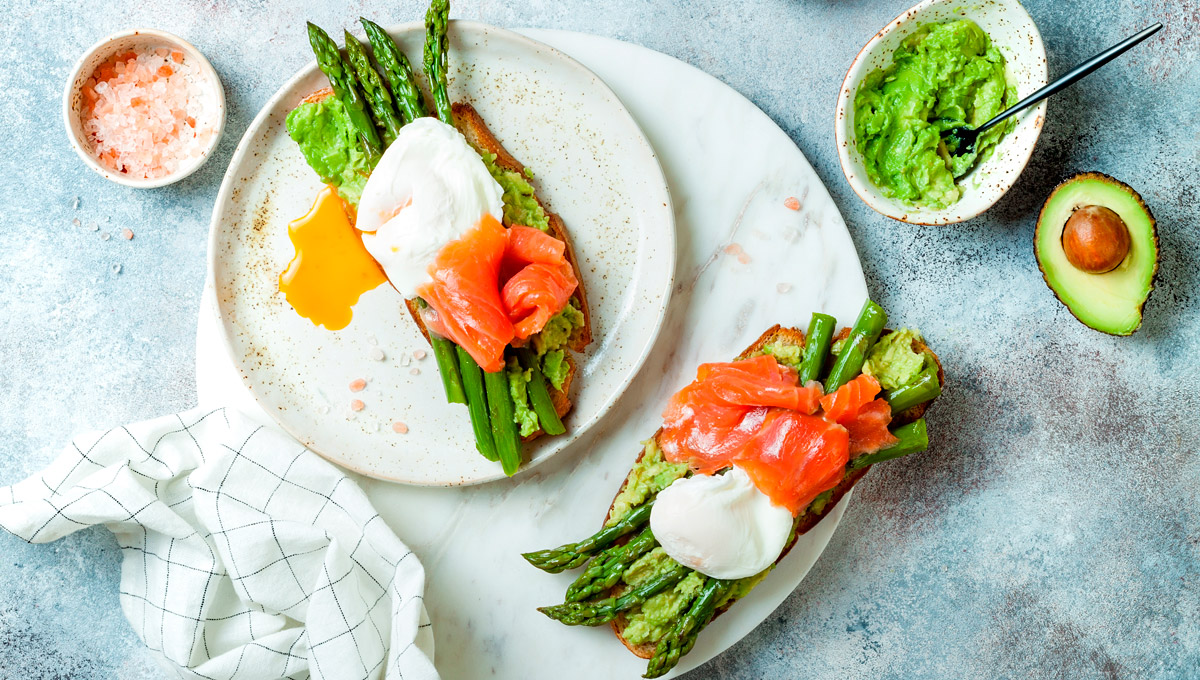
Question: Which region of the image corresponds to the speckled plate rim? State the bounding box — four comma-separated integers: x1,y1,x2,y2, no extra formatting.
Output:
205,20,675,486
834,0,1049,225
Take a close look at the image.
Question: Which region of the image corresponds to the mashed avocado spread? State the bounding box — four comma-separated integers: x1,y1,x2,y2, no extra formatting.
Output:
864,328,929,390
479,152,550,232
506,361,540,438
286,97,372,205
761,342,803,371
607,439,689,527
853,20,1016,209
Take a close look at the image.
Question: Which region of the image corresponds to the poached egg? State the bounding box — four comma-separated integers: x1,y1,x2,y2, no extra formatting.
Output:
649,466,793,580
356,117,504,297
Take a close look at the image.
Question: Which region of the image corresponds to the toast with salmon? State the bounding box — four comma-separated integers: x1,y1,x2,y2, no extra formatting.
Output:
288,3,595,475
609,323,943,660
523,302,945,676
402,102,592,439
295,93,592,441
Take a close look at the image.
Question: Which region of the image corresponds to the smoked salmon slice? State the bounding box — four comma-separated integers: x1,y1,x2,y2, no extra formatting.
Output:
845,398,899,455
660,356,823,474
418,215,514,373
501,226,578,339
417,218,579,372
733,410,849,514
819,373,881,425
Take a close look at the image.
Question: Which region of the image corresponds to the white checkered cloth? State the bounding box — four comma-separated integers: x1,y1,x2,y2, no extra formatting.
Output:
0,407,439,680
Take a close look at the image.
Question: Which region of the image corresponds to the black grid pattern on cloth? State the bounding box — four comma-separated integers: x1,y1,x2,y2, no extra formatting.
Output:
0,407,439,680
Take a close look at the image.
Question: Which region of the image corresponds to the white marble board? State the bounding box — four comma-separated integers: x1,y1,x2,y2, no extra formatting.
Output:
197,29,869,679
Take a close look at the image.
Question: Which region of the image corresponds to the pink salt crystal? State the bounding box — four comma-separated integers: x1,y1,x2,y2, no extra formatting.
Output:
723,243,752,265
348,378,367,392
392,421,409,434
777,283,793,294
350,399,365,412
413,349,427,360
80,47,211,180
410,368,421,376
784,197,801,211
121,228,134,240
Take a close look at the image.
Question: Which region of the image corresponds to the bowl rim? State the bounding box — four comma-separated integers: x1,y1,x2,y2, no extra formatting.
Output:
61,27,227,189
833,0,1048,225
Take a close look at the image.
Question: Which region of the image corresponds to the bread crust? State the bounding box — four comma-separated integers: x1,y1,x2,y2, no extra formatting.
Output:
607,325,944,656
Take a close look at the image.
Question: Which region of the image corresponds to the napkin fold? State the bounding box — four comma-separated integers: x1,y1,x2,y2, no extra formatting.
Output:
0,407,438,680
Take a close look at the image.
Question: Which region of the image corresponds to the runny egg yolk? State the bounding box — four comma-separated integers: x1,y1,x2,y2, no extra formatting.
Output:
279,186,387,330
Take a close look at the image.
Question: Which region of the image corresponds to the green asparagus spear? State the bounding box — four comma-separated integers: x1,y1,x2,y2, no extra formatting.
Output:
517,348,566,436
430,334,467,404
423,0,454,125
849,419,928,469
343,30,404,146
565,526,657,603
522,502,655,573
644,578,732,678
797,312,836,384
306,22,382,159
885,366,941,413
360,18,427,124
540,562,690,626
483,367,522,476
824,299,888,393
456,345,497,461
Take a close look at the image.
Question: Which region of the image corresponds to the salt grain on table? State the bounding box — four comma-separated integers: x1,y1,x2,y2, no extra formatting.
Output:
369,347,385,361
777,282,792,293
80,47,213,180
723,243,752,264
413,350,427,361
121,228,134,240
101,232,110,241
72,218,80,227
392,421,409,434
409,368,420,376
350,399,365,412
349,378,367,392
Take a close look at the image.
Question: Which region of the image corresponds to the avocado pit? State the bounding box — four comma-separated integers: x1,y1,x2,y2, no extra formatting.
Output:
1061,205,1131,274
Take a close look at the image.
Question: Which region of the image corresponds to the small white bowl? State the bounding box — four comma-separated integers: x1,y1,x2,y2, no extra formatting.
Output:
835,0,1048,225
63,28,226,188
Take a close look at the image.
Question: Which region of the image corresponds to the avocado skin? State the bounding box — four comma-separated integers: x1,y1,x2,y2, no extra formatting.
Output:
1035,172,1159,336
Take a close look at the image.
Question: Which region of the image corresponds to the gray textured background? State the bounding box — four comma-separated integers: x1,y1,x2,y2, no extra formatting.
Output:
1,0,1196,678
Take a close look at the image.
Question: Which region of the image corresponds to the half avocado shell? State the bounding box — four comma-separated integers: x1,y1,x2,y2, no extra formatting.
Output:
1034,172,1158,336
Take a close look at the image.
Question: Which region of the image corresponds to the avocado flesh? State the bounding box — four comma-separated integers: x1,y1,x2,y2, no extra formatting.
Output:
1035,173,1157,335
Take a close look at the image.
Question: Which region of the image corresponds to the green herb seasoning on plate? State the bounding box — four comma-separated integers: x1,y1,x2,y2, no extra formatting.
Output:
853,20,1016,210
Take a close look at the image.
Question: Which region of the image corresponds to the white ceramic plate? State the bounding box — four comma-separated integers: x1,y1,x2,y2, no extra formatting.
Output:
201,28,869,678
835,0,1048,224
207,22,674,486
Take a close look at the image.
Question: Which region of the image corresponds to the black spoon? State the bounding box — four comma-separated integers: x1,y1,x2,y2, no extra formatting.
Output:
944,22,1163,157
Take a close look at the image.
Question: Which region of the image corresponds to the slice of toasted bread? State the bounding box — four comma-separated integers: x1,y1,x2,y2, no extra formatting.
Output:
607,325,944,657
298,90,592,440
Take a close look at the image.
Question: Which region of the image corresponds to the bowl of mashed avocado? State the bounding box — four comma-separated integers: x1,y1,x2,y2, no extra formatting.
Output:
835,0,1048,224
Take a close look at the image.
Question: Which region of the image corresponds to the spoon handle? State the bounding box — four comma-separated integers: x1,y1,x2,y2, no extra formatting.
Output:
977,22,1163,136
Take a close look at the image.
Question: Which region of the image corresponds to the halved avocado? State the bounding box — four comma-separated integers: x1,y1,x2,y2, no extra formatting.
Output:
1035,173,1158,335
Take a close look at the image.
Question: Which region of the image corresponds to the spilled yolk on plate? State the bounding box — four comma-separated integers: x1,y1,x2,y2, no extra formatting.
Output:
279,186,387,330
